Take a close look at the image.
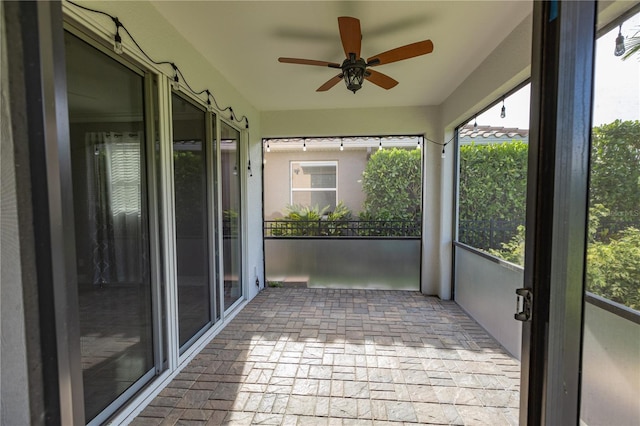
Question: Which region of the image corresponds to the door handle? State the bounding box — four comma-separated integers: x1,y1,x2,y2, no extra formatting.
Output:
515,288,533,321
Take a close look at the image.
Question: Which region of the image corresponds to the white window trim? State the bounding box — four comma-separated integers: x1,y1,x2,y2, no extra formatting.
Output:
289,160,338,208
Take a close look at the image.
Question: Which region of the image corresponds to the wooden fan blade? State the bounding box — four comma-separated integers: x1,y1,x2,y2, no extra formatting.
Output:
367,40,434,66
317,74,343,92
338,16,361,59
365,69,399,90
278,57,341,68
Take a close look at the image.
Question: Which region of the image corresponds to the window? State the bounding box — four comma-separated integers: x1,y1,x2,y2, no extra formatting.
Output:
580,10,640,426
456,83,531,265
584,10,640,312
290,161,338,212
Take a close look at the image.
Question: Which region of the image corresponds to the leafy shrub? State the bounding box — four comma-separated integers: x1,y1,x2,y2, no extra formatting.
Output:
360,148,422,222
587,227,640,310
590,120,640,229
327,201,353,221
458,140,528,227
458,140,528,249
284,203,328,222
488,225,525,266
489,205,639,311
272,202,353,236
585,204,639,310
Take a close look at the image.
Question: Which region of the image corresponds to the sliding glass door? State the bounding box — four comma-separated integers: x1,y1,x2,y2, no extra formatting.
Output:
221,123,243,310
581,8,640,426
171,94,216,350
64,20,245,423
65,31,155,423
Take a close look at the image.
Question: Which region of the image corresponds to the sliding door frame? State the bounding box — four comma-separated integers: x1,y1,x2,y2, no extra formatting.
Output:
521,1,596,424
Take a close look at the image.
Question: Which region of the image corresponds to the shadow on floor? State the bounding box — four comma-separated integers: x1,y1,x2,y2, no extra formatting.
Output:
132,288,520,425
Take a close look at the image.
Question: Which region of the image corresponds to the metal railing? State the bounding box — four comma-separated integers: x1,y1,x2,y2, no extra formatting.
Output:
458,219,522,250
264,219,421,237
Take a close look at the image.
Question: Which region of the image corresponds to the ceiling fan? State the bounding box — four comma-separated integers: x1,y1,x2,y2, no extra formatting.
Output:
278,16,434,94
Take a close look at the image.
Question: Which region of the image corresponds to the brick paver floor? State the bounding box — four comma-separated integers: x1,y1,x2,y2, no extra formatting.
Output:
132,288,520,425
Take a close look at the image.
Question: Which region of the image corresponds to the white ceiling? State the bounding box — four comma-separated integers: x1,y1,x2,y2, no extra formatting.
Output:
151,1,533,112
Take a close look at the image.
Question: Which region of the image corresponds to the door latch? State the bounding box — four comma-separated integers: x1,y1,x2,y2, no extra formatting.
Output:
514,288,533,322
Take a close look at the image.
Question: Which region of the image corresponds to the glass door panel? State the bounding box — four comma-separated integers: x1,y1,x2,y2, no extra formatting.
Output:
171,94,212,349
221,123,242,310
65,31,154,422
581,9,640,425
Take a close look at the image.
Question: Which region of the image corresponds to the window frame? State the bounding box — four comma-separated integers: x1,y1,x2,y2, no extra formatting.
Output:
289,160,339,210
453,79,531,259
62,25,159,425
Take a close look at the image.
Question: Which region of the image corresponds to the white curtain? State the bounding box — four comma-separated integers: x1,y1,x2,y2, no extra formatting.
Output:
85,132,144,285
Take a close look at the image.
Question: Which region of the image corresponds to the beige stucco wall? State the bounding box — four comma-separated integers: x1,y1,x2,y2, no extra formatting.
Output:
264,149,370,219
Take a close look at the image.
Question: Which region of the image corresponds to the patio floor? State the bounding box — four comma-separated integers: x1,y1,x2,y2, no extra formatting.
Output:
131,288,520,425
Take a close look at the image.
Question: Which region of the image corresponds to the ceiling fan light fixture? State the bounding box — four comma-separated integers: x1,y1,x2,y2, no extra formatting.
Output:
278,16,434,94
342,58,367,93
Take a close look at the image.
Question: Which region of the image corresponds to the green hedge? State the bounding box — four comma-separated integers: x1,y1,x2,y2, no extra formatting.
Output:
590,120,640,234
467,121,640,311
360,148,422,222
459,140,528,223
458,141,528,248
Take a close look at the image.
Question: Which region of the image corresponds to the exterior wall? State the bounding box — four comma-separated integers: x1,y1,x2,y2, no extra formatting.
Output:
66,0,265,301
454,246,524,358
581,301,640,426
264,149,369,219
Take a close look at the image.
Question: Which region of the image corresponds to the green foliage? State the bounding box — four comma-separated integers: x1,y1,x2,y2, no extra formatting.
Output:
223,209,239,236
488,225,526,266
327,201,353,221
271,202,353,236
587,204,610,242
173,151,205,236
360,148,422,221
284,203,328,222
589,120,640,229
488,205,640,311
584,204,639,310
458,141,528,223
586,227,640,311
